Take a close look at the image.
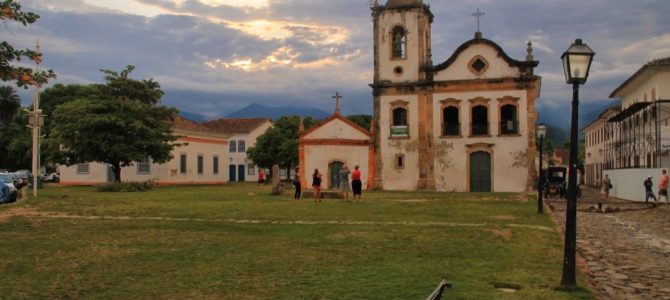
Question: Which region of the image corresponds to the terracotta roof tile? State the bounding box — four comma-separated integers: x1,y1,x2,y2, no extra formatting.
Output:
172,115,219,134
202,118,272,134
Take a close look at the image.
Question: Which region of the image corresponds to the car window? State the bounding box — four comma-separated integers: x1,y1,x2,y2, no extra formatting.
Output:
0,175,13,183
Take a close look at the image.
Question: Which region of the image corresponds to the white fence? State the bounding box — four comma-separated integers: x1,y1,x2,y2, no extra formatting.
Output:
603,168,665,202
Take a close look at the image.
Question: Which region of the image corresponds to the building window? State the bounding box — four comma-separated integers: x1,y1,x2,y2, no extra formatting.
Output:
468,55,489,76
500,104,518,134
238,140,246,152
229,140,237,153
471,105,489,136
248,164,256,175
137,157,151,174
197,154,204,174
180,154,187,174
395,154,405,169
213,156,219,175
443,106,460,136
76,163,90,174
391,26,406,59
391,107,409,137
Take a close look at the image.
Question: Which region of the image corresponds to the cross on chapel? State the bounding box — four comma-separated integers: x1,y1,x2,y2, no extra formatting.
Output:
332,92,343,114
472,8,485,33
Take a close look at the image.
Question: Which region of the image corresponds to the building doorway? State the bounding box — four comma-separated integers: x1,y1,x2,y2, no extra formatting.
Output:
329,161,343,189
237,164,246,182
229,165,236,182
470,151,491,192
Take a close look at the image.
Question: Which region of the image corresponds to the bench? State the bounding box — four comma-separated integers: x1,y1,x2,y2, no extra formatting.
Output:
426,279,452,300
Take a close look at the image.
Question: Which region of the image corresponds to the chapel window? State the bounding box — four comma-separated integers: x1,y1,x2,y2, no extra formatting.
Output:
229,140,237,153
500,104,518,135
443,106,460,136
391,107,409,137
395,154,405,169
392,26,406,59
180,154,187,174
471,105,489,136
238,140,246,152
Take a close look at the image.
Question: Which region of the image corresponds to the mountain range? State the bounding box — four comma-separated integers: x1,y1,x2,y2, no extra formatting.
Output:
179,103,331,121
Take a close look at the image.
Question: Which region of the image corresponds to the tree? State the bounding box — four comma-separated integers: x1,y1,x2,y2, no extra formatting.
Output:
0,109,30,170
347,114,372,131
0,85,20,123
48,67,179,182
0,0,56,88
246,115,317,170
98,65,163,105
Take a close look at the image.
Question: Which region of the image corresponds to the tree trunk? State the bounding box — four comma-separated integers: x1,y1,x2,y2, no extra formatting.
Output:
113,162,121,182
271,164,282,195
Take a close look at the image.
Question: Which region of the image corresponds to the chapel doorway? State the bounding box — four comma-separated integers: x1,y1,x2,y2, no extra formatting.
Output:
229,165,236,182
237,164,246,182
329,161,343,189
470,151,491,192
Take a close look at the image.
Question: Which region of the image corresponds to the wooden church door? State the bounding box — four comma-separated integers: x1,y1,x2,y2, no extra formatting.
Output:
470,152,491,192
329,161,343,189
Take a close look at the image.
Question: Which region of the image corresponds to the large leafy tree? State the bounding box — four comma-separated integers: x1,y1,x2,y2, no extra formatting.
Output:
0,85,20,123
346,114,372,131
247,115,316,170
48,66,179,182
0,109,30,170
0,0,56,88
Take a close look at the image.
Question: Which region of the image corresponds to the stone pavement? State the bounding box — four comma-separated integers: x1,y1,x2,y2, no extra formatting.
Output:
548,186,670,299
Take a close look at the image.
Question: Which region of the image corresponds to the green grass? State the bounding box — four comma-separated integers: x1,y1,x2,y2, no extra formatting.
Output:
0,184,594,299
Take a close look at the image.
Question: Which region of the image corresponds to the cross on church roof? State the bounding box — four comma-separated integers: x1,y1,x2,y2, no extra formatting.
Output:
332,92,343,114
472,8,485,33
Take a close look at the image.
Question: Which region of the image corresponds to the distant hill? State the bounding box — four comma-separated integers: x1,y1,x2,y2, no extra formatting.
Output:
537,98,619,146
179,111,208,122
225,103,330,120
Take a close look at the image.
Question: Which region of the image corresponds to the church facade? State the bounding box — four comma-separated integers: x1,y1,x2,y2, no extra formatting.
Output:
370,0,541,192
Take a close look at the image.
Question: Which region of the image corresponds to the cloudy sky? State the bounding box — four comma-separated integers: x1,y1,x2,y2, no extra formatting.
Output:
6,0,670,122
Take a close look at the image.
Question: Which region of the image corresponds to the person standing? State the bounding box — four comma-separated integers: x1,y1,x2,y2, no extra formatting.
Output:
339,164,351,201
257,169,265,188
644,176,657,204
658,169,669,204
351,165,363,202
601,174,611,211
312,168,322,202
293,167,301,200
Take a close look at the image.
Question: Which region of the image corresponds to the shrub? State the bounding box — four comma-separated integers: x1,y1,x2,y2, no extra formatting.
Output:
97,180,156,192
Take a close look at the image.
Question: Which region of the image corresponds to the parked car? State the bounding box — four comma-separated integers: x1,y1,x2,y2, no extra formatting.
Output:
43,172,60,183
0,173,18,203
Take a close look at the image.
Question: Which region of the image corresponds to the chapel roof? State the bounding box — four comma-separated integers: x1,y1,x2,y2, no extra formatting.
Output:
202,118,272,134
385,0,423,8
609,57,670,98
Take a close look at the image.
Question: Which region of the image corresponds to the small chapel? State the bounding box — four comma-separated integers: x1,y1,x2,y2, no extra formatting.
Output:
369,0,541,192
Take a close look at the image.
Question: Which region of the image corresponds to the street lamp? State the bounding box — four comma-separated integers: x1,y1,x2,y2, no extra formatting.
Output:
560,39,595,288
537,123,547,214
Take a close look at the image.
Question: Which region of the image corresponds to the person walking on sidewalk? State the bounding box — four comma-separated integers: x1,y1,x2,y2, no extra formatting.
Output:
644,176,658,205
658,169,669,204
600,175,611,211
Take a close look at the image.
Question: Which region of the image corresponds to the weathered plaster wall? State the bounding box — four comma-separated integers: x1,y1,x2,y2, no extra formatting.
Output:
379,94,420,190
432,90,529,192
433,44,521,81
303,144,370,189
305,119,370,140
620,71,670,107
377,9,425,83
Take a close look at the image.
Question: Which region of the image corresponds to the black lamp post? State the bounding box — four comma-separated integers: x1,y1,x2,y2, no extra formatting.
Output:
560,39,595,288
537,123,547,214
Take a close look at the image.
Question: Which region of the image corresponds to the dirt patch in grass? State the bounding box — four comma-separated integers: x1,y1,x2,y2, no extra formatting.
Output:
489,215,517,221
486,228,512,240
0,206,69,223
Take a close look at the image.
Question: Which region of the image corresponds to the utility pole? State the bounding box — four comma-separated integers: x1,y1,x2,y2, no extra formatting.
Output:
30,39,43,197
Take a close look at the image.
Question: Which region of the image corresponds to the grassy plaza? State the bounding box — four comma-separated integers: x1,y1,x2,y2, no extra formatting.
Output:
0,184,593,299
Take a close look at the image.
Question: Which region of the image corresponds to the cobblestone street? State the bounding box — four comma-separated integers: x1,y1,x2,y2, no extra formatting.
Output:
548,187,670,299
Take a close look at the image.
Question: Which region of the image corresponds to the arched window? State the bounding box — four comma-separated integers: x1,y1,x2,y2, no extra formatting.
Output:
443,106,460,136
391,107,408,137
500,104,518,134
471,105,488,136
392,26,406,59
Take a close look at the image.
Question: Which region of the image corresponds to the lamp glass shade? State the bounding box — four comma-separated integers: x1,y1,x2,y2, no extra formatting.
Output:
537,124,547,139
561,39,595,84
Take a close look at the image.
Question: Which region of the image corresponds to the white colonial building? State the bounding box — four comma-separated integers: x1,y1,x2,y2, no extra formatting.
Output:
370,0,541,192
203,118,272,182
60,116,231,185
582,106,619,187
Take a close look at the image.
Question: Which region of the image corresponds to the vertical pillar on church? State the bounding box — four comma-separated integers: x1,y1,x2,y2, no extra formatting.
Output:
526,83,540,191
417,89,436,190
372,91,383,190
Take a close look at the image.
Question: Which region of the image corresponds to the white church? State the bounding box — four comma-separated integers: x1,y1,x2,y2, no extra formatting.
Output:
300,0,542,192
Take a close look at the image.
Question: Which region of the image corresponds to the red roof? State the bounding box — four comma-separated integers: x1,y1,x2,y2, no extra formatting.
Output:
202,118,272,134
172,115,219,134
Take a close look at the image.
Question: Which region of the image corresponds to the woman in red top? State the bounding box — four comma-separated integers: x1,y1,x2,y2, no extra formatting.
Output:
351,165,362,202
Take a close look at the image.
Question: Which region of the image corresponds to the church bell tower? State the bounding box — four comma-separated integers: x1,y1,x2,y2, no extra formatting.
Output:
372,0,433,84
